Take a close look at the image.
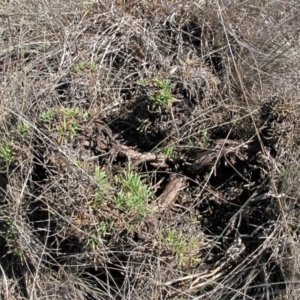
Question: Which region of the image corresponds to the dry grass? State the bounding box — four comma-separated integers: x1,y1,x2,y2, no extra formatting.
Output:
0,0,300,299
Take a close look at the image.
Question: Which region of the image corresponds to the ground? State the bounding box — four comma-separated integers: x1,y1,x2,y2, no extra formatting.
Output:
0,1,300,299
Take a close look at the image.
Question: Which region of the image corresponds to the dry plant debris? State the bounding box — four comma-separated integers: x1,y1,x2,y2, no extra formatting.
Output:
1,0,300,299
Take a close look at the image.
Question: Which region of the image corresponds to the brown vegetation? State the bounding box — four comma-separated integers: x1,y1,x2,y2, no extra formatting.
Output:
1,0,300,299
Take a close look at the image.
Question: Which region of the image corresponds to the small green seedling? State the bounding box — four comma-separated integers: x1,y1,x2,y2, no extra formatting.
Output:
62,107,88,121
115,165,153,217
86,222,111,249
97,221,111,238
89,167,109,207
40,109,55,124
164,229,200,268
75,61,86,72
61,107,81,119
0,140,15,166
40,107,86,143
0,215,28,265
166,229,187,254
86,235,100,250
74,61,97,73
50,209,60,223
137,78,148,87
17,122,31,137
200,130,210,147
13,248,28,265
90,62,97,71
94,167,108,186
0,216,17,241
56,107,86,142
148,78,174,111
164,145,174,158
190,216,199,224
57,119,81,140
